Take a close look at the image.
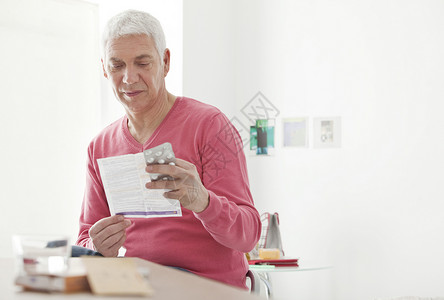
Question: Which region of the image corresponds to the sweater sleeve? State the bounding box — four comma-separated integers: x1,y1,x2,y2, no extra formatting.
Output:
75,143,110,250
193,113,261,253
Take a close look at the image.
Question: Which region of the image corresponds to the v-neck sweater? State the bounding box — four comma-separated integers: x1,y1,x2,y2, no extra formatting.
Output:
76,97,261,288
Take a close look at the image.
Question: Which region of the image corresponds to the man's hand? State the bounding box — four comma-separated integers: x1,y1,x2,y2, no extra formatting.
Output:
145,158,209,213
89,215,132,257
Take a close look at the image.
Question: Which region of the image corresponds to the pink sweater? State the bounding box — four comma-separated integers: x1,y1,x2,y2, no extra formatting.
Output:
76,97,261,288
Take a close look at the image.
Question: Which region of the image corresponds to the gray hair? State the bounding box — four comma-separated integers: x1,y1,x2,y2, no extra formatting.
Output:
102,9,166,63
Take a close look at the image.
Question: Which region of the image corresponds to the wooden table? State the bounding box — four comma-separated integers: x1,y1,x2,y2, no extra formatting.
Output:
1,258,261,300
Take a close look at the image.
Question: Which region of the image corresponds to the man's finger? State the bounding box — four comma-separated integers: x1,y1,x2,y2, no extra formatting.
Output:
100,233,127,257
145,164,177,175
95,219,131,240
174,158,196,170
89,215,126,235
100,229,126,250
146,179,180,190
163,189,183,201
145,158,195,175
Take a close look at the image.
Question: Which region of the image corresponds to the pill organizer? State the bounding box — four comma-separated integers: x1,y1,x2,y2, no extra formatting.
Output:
143,142,176,181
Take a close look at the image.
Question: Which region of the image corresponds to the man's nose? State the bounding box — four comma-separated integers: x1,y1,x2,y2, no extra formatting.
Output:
123,66,139,84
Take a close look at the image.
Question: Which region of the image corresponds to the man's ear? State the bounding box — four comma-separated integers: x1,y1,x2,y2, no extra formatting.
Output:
162,49,171,77
101,58,108,79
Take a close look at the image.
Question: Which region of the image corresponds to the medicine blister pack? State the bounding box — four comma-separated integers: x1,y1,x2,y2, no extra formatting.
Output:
143,142,176,181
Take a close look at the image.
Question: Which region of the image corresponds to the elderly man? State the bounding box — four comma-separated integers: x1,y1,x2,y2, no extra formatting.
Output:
76,9,260,289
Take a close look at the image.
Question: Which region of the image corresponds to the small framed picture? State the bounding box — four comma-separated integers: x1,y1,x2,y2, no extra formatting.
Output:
250,119,275,155
283,117,308,148
313,117,342,148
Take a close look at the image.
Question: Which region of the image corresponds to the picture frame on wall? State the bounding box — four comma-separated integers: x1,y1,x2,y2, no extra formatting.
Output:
313,117,342,148
250,119,275,155
282,117,308,148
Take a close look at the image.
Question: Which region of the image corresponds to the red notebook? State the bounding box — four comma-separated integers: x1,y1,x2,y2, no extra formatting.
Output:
248,258,299,267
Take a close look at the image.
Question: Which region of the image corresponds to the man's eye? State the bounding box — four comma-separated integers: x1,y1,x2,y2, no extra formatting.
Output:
110,64,123,70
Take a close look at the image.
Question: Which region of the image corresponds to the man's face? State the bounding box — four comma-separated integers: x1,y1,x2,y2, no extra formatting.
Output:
102,34,169,114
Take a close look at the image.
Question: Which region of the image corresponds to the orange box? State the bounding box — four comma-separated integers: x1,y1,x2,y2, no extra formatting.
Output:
258,248,280,260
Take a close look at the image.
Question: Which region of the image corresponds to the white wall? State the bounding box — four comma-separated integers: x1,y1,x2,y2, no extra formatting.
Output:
183,0,237,117
0,0,100,257
183,1,444,299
